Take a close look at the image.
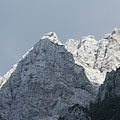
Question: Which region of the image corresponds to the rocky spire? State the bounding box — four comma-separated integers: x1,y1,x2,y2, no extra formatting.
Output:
0,33,96,120
41,32,62,45
112,27,120,35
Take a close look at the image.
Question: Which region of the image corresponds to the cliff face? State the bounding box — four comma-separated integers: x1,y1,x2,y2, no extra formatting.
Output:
98,67,120,101
58,104,91,120
0,28,120,120
0,64,17,88
0,32,96,120
90,67,120,120
61,62,120,120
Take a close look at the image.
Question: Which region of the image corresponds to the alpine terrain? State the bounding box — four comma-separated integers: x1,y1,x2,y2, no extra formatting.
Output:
0,28,120,120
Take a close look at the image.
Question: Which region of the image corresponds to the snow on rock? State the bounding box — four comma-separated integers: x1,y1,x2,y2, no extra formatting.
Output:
0,76,3,86
65,28,120,85
0,64,17,88
41,32,62,45
0,33,96,120
94,28,120,73
0,28,120,120
65,35,103,84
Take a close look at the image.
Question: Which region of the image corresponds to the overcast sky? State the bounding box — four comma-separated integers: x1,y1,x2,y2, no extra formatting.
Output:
0,0,120,76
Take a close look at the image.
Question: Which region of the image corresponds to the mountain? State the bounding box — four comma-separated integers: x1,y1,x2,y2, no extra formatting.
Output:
58,67,120,120
0,76,3,86
0,64,17,88
98,67,120,101
0,28,120,120
0,32,96,120
65,28,120,85
58,104,91,120
90,67,120,120
65,35,103,85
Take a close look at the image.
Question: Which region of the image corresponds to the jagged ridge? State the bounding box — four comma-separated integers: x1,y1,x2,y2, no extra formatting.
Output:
0,32,96,120
0,28,120,120
65,27,120,85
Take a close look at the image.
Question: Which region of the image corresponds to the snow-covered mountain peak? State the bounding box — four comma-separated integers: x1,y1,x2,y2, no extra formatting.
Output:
112,27,120,35
1,28,120,119
0,33,97,120
82,35,95,40
104,27,120,40
81,35,98,46
41,32,62,45
65,28,120,85
1,28,120,87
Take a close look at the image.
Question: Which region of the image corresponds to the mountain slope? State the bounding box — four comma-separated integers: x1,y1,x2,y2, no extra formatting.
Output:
90,67,120,120
65,28,120,85
0,32,96,120
0,76,3,86
0,64,17,88
0,28,120,120
58,104,91,120
58,58,120,120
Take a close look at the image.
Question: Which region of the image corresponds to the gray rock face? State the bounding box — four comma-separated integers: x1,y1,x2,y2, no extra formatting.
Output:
60,66,120,120
0,33,96,120
0,64,17,88
0,28,120,120
98,67,120,101
90,66,120,120
58,104,91,120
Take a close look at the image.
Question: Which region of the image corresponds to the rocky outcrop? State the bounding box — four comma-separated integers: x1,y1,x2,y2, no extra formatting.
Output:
65,28,120,85
0,64,17,88
0,28,120,120
58,104,91,120
94,28,120,73
90,67,120,120
58,66,120,120
98,67,120,101
0,32,96,120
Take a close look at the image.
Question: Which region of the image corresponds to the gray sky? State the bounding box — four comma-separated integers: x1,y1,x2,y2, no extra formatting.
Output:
0,0,120,76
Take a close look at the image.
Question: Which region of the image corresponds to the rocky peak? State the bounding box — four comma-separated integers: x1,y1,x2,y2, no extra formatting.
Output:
65,28,120,85
81,35,95,42
41,32,62,45
0,33,96,120
89,66,120,120
0,28,120,119
95,28,120,74
65,35,103,85
112,27,120,35
104,28,120,42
